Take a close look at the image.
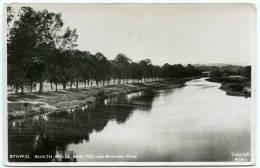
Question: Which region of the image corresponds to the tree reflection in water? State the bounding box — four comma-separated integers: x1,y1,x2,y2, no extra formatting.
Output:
8,89,158,162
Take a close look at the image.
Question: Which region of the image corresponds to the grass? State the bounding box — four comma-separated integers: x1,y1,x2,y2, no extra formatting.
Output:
8,78,192,120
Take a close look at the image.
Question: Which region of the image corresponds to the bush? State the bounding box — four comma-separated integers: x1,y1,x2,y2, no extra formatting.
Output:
229,83,243,92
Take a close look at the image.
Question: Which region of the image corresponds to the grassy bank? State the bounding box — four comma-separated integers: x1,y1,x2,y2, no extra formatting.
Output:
8,78,193,120
206,77,251,97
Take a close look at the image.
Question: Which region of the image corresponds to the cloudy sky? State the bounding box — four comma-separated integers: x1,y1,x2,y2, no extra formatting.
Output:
10,3,256,65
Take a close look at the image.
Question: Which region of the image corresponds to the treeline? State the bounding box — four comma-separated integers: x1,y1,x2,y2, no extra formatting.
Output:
7,7,202,94
197,65,251,79
210,66,251,80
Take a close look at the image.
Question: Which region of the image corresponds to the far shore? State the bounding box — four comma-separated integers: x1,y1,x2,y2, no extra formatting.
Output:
8,78,194,120
206,77,251,97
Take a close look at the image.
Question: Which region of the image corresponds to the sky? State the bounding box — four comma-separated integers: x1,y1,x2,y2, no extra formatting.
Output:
9,3,256,66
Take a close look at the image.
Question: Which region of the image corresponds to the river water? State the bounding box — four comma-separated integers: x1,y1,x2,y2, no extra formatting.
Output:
8,78,251,162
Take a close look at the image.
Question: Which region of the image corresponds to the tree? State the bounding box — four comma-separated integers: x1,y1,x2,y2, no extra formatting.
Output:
130,62,142,83
34,10,64,93
60,27,78,50
94,52,111,86
7,6,15,34
241,66,251,80
8,7,64,93
8,7,38,94
114,53,132,65
7,6,203,94
114,53,132,84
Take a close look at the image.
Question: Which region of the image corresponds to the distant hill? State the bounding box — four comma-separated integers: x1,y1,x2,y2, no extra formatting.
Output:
192,63,242,67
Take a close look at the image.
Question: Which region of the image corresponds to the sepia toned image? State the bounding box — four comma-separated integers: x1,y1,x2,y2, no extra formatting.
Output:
4,3,256,166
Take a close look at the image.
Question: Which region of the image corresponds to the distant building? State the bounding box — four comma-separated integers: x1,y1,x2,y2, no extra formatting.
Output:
229,75,247,78
202,71,210,77
229,75,248,80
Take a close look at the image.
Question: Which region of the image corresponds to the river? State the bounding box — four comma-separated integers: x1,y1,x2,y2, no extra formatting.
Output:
8,78,251,162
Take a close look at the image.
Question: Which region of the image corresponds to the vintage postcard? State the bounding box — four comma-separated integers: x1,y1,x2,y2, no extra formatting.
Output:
3,3,256,166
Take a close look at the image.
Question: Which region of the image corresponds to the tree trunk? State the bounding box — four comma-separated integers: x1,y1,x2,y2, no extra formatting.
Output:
34,82,37,91
63,82,66,90
50,82,53,90
96,80,98,86
76,81,79,89
21,83,24,94
30,82,33,92
90,80,93,87
15,84,18,94
55,82,58,92
84,81,87,87
70,82,73,90
39,79,43,93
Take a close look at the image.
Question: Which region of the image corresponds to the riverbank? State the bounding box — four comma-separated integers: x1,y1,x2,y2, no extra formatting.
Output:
206,77,251,97
8,78,193,120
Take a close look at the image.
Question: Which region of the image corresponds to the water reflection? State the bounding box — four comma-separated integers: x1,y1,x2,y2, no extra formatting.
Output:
8,89,158,162
8,78,251,162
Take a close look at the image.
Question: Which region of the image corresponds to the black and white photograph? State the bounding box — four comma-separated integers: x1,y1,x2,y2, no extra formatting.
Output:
3,3,256,166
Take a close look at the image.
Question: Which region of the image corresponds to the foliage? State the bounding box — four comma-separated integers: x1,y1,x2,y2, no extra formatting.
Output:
7,6,203,94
